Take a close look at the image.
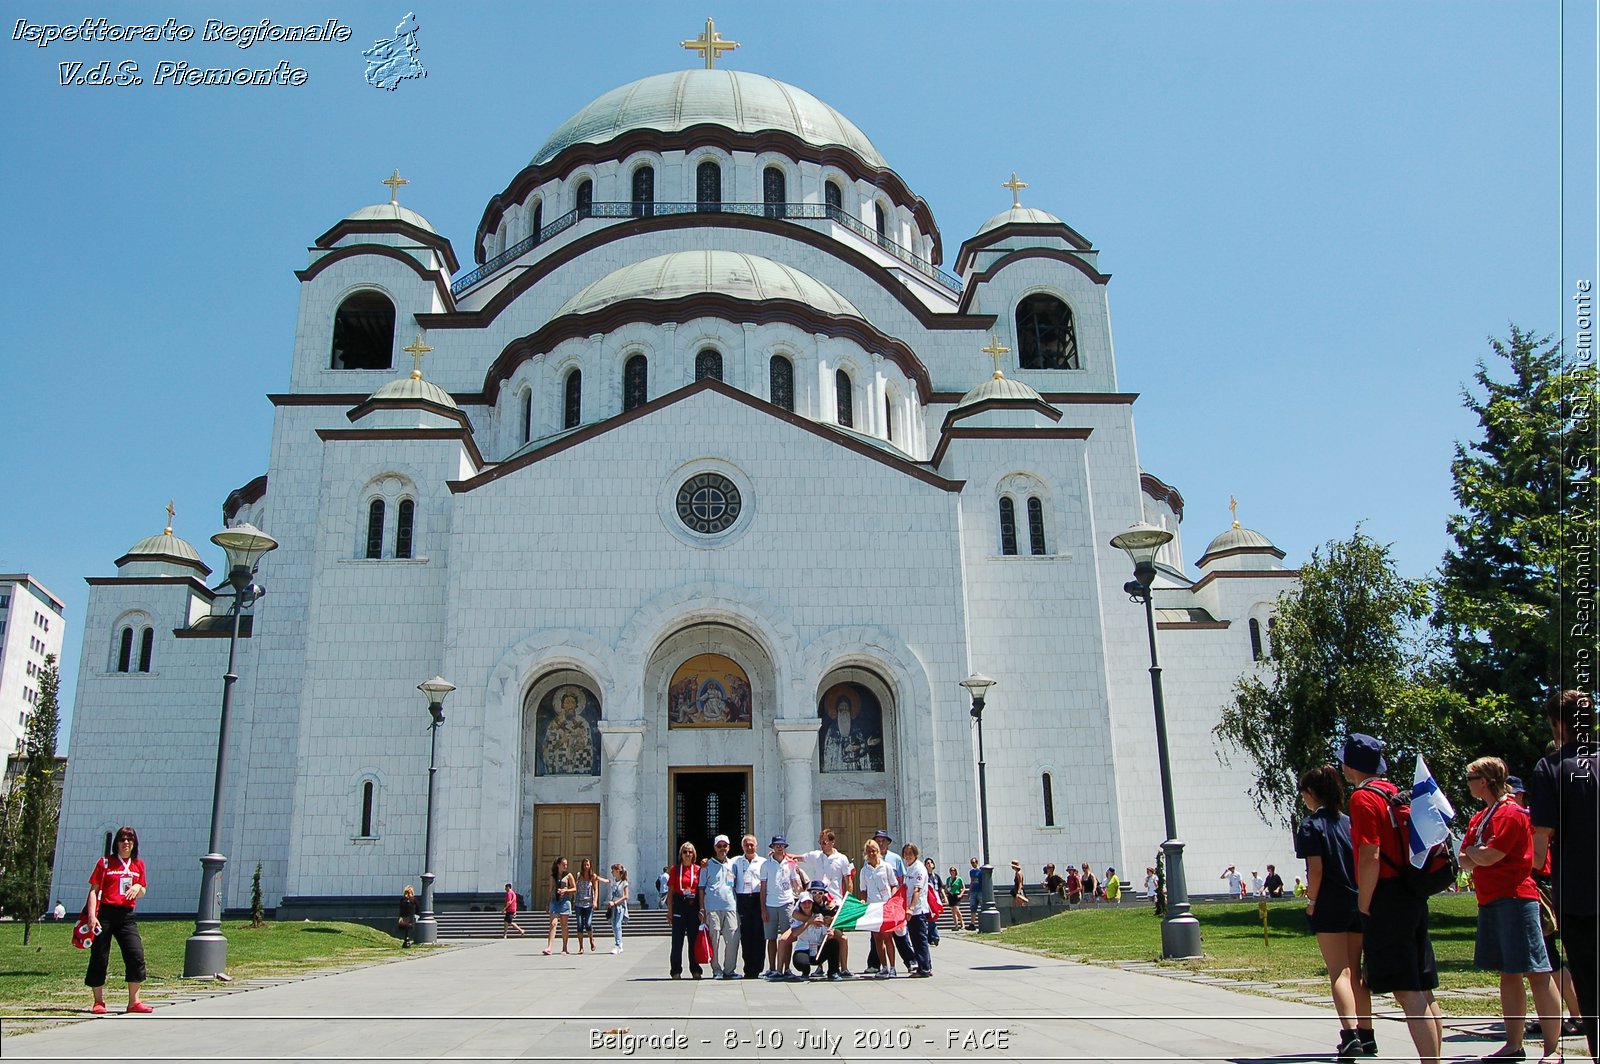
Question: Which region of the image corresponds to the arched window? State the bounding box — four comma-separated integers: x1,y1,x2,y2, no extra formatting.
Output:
631,166,654,218
330,292,395,370
563,369,582,429
1249,618,1264,662
883,394,894,442
359,780,376,837
103,832,114,858
695,348,723,382
520,389,533,444
395,499,415,560
623,354,648,411
575,178,593,218
999,497,1018,555
874,201,888,246
824,180,843,214
696,160,722,213
763,167,786,218
1027,496,1047,555
1043,771,1056,826
769,355,794,411
366,499,385,559
835,369,853,427
529,201,543,244
137,627,154,673
116,627,133,673
1016,294,1080,369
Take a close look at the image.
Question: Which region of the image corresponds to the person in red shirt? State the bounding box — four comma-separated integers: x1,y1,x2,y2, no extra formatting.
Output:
85,825,151,1015
1460,756,1563,1063
502,882,524,938
1343,733,1441,1062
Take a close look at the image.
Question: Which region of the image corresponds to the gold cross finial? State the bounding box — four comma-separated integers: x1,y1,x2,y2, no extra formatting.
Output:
1229,495,1240,529
164,499,176,536
1002,171,1028,209
981,333,1011,379
681,17,739,69
383,168,409,205
403,333,432,380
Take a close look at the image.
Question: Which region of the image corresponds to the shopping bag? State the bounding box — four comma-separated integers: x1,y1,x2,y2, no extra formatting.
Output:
71,905,95,949
693,924,712,965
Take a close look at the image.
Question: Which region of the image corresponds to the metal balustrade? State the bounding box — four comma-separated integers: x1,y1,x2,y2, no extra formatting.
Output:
451,202,963,298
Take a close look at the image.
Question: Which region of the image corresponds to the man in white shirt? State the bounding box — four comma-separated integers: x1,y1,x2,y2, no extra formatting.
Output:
656,866,672,909
759,835,802,977
729,834,767,979
902,843,933,977
1248,870,1263,897
1220,865,1243,898
798,828,855,898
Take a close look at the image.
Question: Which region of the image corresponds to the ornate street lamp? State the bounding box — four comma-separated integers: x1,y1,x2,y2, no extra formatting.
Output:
959,672,1002,934
413,676,454,944
1109,521,1202,959
184,523,277,979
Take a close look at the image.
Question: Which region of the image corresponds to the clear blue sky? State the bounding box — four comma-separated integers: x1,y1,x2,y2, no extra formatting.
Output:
1,2,1592,738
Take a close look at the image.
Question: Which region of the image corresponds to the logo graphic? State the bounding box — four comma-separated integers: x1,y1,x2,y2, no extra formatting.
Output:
362,12,425,91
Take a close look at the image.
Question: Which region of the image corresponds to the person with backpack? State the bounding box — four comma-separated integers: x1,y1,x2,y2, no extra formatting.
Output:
1343,733,1443,1063
1460,755,1563,1063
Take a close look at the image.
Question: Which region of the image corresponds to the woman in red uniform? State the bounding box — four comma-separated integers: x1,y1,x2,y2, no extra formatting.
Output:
86,825,151,1014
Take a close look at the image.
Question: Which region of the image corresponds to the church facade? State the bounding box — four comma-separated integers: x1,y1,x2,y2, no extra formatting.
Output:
54,40,1300,916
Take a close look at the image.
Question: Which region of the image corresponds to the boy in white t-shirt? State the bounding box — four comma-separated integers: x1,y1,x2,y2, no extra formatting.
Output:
798,828,855,898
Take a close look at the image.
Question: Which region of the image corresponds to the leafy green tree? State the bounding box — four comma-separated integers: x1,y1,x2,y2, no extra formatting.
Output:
1434,326,1599,776
0,654,62,944
1215,532,1467,828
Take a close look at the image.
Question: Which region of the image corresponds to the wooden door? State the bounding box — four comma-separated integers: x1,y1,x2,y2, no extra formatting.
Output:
533,803,599,907
820,799,887,876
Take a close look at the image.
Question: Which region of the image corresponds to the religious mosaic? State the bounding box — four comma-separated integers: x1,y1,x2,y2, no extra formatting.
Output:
533,684,602,776
817,682,884,772
668,654,752,728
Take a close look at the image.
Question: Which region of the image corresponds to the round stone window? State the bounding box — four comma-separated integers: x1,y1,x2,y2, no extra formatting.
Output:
675,473,742,535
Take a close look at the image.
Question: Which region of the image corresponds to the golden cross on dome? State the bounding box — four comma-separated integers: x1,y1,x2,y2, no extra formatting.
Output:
681,17,739,69
164,499,176,536
403,333,432,380
383,168,409,205
1002,171,1028,209
981,333,1011,379
1229,495,1240,529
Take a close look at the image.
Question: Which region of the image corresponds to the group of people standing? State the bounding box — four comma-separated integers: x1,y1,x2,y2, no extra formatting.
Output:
536,857,631,955
659,827,941,981
1293,691,1596,1064
1035,862,1123,905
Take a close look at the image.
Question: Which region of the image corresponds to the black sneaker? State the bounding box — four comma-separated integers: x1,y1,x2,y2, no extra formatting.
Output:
1335,1030,1362,1063
1356,1027,1376,1056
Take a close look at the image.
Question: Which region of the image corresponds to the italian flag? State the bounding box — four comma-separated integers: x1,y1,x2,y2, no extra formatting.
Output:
831,891,906,933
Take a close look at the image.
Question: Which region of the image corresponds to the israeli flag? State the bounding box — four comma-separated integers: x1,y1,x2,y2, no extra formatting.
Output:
1408,755,1455,866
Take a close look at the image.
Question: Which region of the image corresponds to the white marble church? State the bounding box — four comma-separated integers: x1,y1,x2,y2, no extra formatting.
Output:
55,25,1302,917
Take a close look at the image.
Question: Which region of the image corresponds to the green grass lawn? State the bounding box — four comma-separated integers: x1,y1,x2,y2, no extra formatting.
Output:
1000,895,1509,1017
0,919,412,1020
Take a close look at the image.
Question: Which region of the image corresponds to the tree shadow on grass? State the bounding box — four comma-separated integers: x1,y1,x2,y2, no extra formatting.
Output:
299,927,346,935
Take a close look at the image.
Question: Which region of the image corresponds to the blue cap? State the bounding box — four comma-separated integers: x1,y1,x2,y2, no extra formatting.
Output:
1508,775,1525,794
1341,733,1387,776
770,835,787,847
873,829,892,841
808,880,828,893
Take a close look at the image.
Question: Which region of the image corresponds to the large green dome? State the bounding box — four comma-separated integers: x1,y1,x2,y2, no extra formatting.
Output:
533,70,886,168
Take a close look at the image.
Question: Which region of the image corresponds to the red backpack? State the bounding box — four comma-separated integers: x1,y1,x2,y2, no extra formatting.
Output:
1355,780,1458,898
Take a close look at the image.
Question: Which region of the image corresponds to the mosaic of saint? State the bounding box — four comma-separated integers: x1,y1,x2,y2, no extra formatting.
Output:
817,683,884,772
668,654,752,728
534,684,601,776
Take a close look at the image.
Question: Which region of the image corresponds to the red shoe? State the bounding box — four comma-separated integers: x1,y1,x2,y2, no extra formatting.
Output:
90,1002,107,1015
126,1002,154,1014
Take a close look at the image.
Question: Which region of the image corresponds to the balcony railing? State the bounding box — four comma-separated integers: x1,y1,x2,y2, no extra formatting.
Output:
450,201,963,298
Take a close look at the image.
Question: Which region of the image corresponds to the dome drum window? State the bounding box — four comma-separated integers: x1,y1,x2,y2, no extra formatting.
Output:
762,167,786,219
676,473,742,535
835,369,853,427
695,348,723,382
575,178,594,218
631,166,654,218
365,499,385,559
623,354,649,411
696,160,722,213
564,369,583,429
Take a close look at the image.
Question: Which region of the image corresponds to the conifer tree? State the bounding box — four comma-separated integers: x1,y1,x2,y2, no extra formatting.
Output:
1434,326,1599,775
0,654,62,944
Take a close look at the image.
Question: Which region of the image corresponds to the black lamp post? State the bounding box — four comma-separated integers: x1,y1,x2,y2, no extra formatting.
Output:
414,676,454,945
184,523,277,979
1109,521,1202,959
959,672,1002,934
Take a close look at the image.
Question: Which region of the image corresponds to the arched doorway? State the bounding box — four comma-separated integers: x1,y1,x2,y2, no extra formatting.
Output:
815,665,898,862
521,669,603,905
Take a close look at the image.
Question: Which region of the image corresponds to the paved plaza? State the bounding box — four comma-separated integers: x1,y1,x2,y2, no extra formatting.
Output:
2,934,1532,1063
